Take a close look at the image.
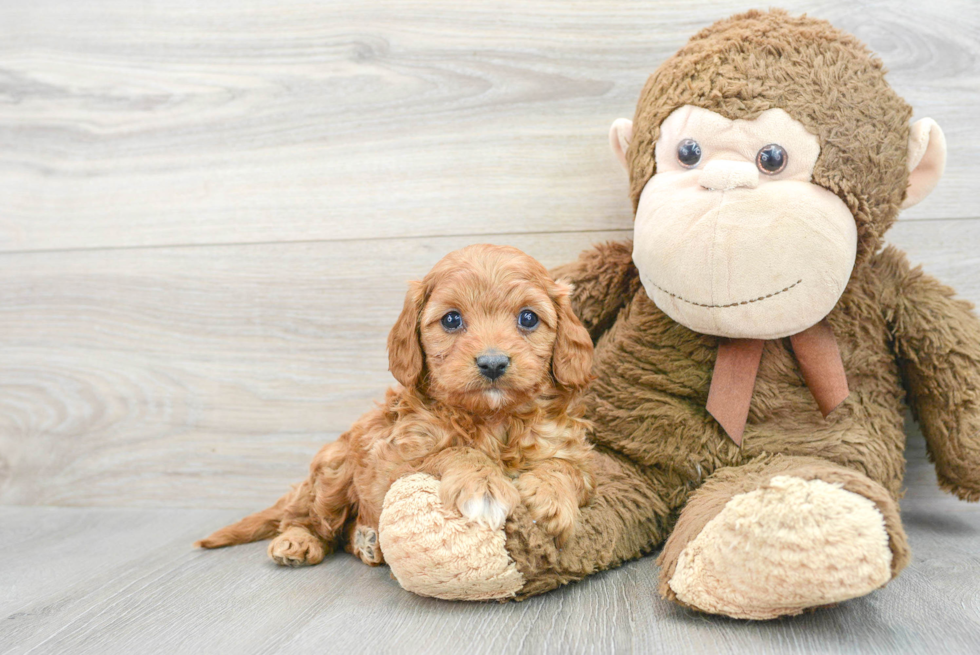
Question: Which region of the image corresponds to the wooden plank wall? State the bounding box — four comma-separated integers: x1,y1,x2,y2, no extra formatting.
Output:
1,0,978,509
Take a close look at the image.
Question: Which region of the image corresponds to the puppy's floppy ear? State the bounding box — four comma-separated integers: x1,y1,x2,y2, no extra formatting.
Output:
551,280,594,390
388,280,426,388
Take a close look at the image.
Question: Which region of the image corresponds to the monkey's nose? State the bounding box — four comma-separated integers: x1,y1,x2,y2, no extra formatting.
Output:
476,352,510,381
698,160,759,191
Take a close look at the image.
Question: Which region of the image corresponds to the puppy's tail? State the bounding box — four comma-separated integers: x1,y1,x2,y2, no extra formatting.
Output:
195,495,288,549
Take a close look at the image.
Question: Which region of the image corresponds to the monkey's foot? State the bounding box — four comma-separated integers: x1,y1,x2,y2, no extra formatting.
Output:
663,475,894,619
378,473,524,601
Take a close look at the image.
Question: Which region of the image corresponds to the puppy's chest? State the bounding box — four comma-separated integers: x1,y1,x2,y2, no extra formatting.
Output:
455,419,557,474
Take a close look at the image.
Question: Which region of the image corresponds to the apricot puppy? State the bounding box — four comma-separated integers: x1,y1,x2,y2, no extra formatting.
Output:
197,244,595,566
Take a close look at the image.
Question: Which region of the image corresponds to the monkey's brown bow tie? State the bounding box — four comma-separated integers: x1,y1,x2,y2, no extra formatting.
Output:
706,320,849,446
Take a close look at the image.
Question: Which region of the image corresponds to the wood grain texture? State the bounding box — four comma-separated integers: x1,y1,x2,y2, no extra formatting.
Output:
1,433,978,655
1,0,978,254
0,230,629,507
2,3,979,650
1,220,978,509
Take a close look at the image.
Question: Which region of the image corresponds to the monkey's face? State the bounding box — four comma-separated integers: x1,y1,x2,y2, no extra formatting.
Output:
630,106,857,339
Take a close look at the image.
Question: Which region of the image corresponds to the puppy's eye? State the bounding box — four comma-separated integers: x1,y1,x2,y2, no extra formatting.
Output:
677,138,702,168
517,309,539,330
756,144,787,175
441,311,462,331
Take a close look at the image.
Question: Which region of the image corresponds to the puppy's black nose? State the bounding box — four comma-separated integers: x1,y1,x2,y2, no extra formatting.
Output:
476,353,510,381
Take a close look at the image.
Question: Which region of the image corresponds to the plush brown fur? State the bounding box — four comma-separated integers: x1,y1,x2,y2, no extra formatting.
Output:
196,245,596,563
627,9,912,265
466,11,980,604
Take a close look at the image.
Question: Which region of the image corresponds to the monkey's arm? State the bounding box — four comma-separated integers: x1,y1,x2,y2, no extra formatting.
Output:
549,240,640,342
876,245,980,501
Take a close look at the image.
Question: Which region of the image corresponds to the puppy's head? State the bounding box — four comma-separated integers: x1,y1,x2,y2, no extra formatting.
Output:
387,244,593,413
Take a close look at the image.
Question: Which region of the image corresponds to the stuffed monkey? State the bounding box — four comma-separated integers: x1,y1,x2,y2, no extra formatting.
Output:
377,9,980,619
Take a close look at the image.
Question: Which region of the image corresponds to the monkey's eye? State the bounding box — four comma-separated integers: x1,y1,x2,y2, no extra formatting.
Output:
441,311,463,331
756,144,787,175
517,309,539,330
677,139,702,168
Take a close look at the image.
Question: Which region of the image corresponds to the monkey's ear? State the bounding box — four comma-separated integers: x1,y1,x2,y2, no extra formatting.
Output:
387,280,426,388
609,118,633,171
901,118,946,209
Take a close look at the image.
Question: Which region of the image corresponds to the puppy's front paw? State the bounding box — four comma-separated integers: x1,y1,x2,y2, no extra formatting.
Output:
268,526,325,567
516,471,581,547
460,493,511,530
441,473,520,531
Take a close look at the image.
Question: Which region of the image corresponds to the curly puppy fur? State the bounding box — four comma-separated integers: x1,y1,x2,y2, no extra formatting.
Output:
196,244,596,565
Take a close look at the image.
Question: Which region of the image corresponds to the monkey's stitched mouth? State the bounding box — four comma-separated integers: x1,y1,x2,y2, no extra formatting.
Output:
647,278,803,309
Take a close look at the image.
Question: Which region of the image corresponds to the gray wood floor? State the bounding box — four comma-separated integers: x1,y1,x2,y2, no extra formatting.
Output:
2,430,979,655
2,1,980,653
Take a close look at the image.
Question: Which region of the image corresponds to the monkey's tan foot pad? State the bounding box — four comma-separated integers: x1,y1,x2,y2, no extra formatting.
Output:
379,473,524,601
268,526,326,567
667,475,893,620
352,524,384,566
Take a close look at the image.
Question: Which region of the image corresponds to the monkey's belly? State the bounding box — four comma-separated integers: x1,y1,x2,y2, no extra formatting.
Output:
586,290,908,497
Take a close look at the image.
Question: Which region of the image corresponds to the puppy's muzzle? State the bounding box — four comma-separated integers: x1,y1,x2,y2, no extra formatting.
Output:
476,351,510,381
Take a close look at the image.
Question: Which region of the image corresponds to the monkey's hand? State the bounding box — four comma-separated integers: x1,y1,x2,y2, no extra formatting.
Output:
877,246,980,501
